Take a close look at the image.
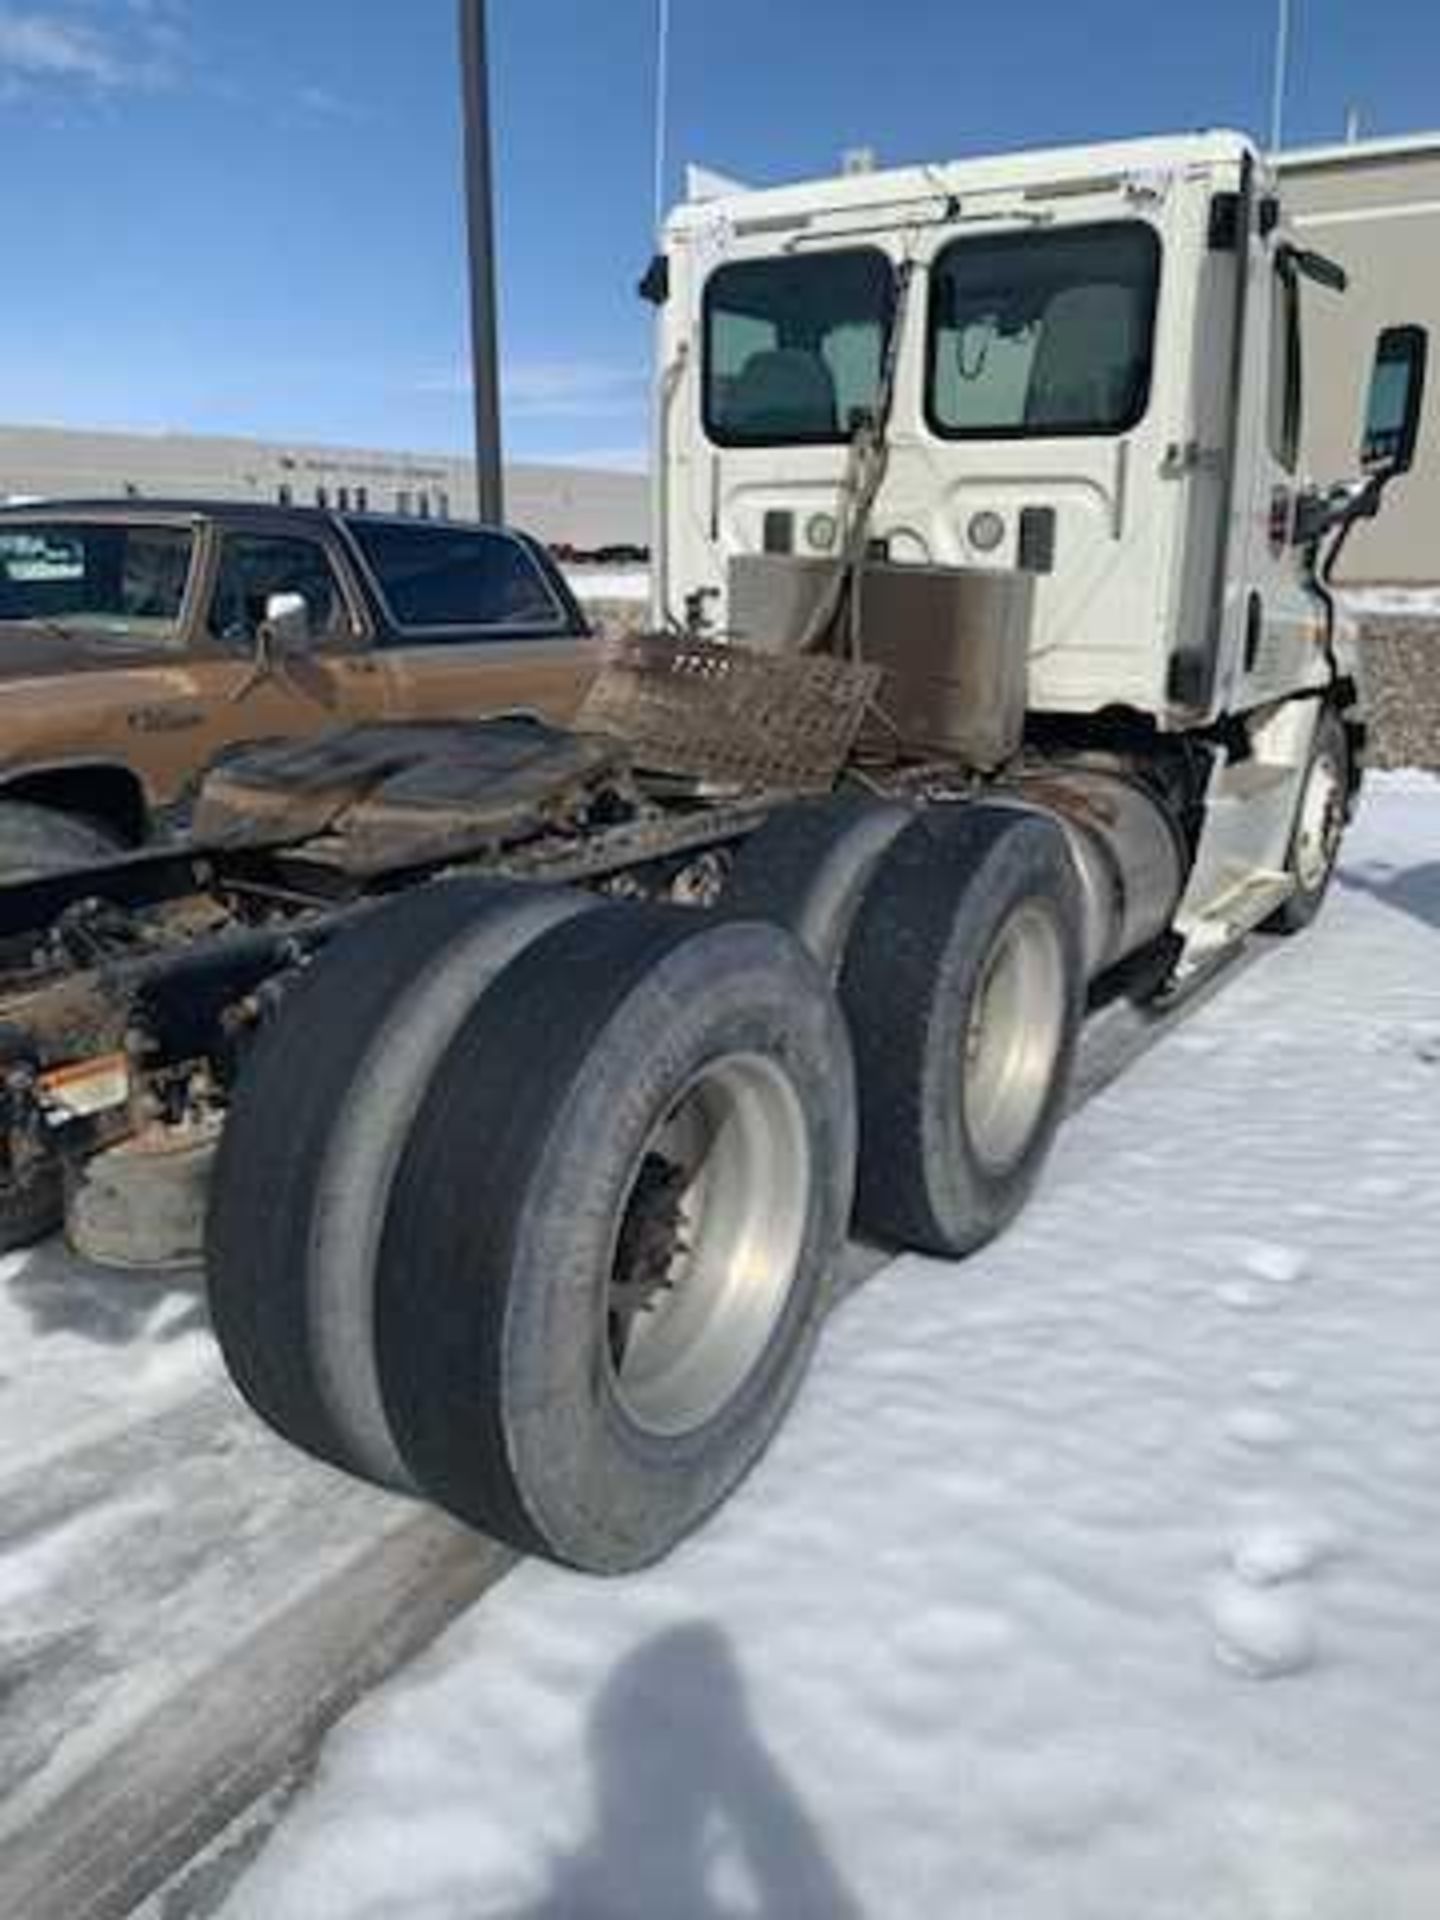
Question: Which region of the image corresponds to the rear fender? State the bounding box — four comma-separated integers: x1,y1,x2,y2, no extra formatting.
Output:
0,759,150,844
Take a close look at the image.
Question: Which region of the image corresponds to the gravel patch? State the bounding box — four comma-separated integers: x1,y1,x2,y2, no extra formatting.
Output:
1360,618,1440,770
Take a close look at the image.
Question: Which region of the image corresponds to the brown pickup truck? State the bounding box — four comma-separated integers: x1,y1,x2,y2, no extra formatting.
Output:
0,499,595,871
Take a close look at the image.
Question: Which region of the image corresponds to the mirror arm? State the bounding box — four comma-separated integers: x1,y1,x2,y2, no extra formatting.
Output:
1277,242,1349,295
227,622,278,706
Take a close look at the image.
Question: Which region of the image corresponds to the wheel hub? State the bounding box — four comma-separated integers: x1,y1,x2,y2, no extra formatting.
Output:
608,1151,688,1365
963,902,1067,1175
606,1053,813,1437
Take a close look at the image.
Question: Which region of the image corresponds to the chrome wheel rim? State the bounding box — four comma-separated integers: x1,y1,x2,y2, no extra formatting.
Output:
964,903,1067,1175
1294,746,1344,894
607,1053,813,1437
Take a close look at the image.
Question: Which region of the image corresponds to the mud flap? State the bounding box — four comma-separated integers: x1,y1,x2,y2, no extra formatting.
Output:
66,1122,220,1270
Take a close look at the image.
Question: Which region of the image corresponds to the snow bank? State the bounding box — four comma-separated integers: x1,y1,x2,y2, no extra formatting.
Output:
225,777,1440,1920
563,568,650,605
1340,585,1440,619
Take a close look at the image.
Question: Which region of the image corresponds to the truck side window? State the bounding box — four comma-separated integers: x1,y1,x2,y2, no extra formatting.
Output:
209,535,345,648
704,249,895,446
927,222,1161,439
1267,261,1303,473
346,523,569,637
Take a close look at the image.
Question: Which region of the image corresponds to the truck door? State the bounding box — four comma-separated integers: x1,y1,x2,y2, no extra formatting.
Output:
1225,249,1328,709
176,527,388,790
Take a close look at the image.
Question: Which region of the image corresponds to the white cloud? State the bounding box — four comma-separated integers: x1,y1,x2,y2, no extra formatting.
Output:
295,81,357,120
0,1,185,91
544,445,651,474
0,10,120,83
506,362,647,419
420,360,648,421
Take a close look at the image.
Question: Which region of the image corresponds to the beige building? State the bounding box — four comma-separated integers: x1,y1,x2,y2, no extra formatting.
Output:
0,423,649,553
1281,133,1440,584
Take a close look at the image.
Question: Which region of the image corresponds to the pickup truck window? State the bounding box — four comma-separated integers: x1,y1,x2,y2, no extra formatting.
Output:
0,522,193,643
209,535,346,648
927,222,1161,440
703,248,895,447
348,523,568,636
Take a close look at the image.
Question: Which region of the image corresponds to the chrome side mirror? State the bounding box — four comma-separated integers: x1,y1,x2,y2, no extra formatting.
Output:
260,590,310,653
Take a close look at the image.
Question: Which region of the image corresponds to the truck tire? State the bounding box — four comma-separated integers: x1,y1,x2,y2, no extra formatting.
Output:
0,1024,63,1252
0,1159,63,1253
841,803,1085,1258
374,907,856,1573
722,793,913,973
0,802,122,877
207,878,595,1494
1268,707,1349,934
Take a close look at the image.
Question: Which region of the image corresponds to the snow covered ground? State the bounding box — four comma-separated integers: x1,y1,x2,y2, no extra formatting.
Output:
217,773,1440,1920
0,1250,505,1918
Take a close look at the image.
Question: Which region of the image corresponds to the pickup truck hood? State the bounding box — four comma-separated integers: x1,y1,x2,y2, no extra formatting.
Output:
0,623,174,681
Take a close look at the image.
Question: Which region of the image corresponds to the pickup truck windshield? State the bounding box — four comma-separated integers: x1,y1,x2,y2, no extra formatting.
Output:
0,523,194,641
704,248,895,446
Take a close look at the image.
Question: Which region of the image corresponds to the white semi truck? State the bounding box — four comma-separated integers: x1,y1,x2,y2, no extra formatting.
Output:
0,131,1423,1574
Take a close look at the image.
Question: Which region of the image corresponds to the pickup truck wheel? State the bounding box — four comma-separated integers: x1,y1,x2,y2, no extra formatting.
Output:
1268,708,1349,934
722,794,913,972
206,878,594,1494
374,908,856,1573
841,804,1085,1258
0,803,123,878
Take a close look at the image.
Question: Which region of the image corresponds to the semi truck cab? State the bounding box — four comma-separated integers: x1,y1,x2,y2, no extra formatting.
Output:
650,131,1425,967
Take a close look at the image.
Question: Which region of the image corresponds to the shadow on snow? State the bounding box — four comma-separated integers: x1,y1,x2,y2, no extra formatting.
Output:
519,1621,864,1920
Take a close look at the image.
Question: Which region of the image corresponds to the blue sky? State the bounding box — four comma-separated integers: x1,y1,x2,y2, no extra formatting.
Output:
0,0,1436,470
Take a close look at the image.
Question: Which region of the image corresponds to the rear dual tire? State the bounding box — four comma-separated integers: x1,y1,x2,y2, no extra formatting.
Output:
726,797,1086,1258
208,799,1084,1571
722,792,913,973
208,897,855,1573
840,805,1084,1256
208,878,594,1493
376,908,855,1572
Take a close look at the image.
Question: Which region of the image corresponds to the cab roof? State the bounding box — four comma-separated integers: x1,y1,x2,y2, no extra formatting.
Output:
666,128,1261,237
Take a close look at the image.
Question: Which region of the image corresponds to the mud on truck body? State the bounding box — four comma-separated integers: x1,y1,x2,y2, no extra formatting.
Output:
0,132,1424,1572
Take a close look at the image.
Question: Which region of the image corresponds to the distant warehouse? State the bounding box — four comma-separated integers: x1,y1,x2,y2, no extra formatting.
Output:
0,422,649,555
1281,132,1440,586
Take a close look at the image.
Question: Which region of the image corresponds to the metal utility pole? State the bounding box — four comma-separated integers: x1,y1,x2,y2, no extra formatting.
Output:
1269,0,1292,152
459,0,503,522
652,0,671,236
